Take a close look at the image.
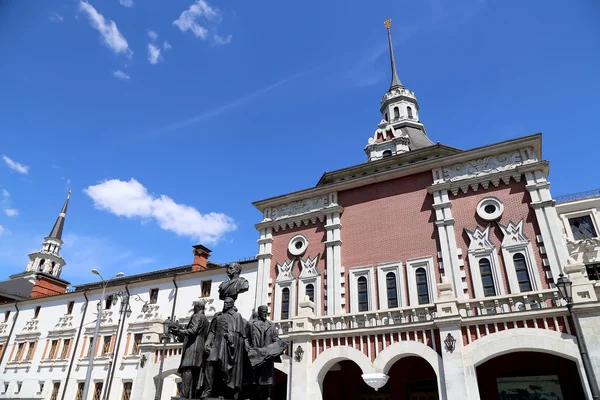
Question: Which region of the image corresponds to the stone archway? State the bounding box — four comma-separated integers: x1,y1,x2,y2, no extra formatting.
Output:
463,328,592,399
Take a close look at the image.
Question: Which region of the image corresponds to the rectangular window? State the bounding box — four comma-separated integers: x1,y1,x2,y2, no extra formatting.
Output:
38,381,44,393
132,333,143,355
4,310,9,322
75,382,85,400
586,263,600,281
105,296,113,310
26,341,36,360
15,342,25,361
67,301,75,315
201,281,212,297
2,382,7,393
34,306,41,318
93,382,103,400
149,288,159,304
16,382,22,393
102,336,112,356
569,215,598,240
48,340,59,359
121,382,132,400
49,382,60,400
61,339,71,359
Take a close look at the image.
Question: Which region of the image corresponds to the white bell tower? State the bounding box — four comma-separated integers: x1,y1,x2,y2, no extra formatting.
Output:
25,190,71,278
365,19,433,162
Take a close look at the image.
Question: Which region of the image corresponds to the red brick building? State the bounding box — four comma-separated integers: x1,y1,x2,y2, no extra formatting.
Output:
252,20,600,400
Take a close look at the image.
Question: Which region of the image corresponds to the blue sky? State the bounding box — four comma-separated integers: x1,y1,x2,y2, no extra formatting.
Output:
1,0,599,285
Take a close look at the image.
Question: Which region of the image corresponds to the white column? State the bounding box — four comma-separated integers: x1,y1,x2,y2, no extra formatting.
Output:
325,199,343,315
256,227,273,310
432,190,465,299
290,300,316,399
525,170,569,282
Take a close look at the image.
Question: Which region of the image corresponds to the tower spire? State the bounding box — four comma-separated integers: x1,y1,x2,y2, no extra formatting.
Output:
48,190,71,240
384,18,403,90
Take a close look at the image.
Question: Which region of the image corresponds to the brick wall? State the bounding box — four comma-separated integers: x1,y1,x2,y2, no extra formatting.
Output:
337,171,440,310
30,276,69,298
451,179,550,296
271,223,327,315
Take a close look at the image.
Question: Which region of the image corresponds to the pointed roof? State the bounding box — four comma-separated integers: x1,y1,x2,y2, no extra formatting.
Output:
48,190,71,240
384,18,403,90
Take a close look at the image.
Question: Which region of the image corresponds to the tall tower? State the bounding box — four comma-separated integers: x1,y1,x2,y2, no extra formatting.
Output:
364,19,434,161
25,190,71,278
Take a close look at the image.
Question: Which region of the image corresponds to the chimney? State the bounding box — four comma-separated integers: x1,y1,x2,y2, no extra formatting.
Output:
192,245,212,271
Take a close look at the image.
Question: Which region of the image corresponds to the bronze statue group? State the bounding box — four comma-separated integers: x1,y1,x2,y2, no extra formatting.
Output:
168,263,288,400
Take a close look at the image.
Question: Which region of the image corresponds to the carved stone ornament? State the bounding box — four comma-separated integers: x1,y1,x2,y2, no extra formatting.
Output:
54,315,74,331
566,237,600,265
299,254,320,279
498,219,529,246
380,87,416,104
441,148,537,183
276,260,295,282
0,322,8,336
268,195,331,221
464,226,494,252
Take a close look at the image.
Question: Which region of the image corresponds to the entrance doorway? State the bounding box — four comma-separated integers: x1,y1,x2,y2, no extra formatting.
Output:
476,351,586,400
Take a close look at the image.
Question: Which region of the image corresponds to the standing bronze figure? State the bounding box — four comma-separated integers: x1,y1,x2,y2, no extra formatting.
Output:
170,301,209,399
246,305,287,400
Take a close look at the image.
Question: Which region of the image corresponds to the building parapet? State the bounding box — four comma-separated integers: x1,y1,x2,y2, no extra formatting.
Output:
555,188,600,203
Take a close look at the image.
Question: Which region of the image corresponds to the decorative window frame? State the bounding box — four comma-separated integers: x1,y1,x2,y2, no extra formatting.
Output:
348,266,376,313
560,210,600,242
298,255,321,316
274,259,296,320
498,219,543,293
406,257,437,306
376,262,404,310
464,226,505,299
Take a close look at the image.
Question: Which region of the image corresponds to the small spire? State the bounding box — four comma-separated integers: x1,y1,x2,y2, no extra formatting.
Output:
48,191,71,240
384,18,403,90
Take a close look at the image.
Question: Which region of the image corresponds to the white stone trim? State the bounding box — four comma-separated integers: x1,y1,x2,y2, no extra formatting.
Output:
273,279,296,320
325,204,343,315
525,170,569,282
431,190,464,299
288,234,308,256
560,209,600,242
465,226,505,298
255,227,273,310
298,276,321,316
498,220,543,293
406,257,437,306
476,196,504,221
376,262,404,310
348,266,377,313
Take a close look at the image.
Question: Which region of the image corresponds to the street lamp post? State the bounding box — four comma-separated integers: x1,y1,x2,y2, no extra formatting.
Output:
81,269,124,400
555,273,600,399
154,317,175,400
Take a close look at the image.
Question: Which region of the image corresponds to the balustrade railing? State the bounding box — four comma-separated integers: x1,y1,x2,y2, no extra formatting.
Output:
555,188,600,203
457,289,561,317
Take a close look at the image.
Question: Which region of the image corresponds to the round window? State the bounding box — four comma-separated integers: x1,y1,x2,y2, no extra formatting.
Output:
288,235,308,256
476,197,504,221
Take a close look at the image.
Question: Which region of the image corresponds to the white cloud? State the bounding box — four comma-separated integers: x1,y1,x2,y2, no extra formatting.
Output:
2,155,29,174
173,0,230,45
163,41,172,50
49,12,64,23
79,1,132,57
114,70,130,80
83,178,237,244
119,0,134,7
1,190,18,217
0,225,4,237
148,30,159,41
148,43,162,64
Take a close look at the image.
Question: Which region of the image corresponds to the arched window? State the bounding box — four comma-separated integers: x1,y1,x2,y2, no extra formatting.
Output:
513,253,532,292
357,276,369,312
386,272,398,308
416,268,430,304
305,284,315,303
479,258,496,296
382,150,392,158
384,113,389,122
393,106,400,119
281,288,290,319
38,259,45,271
407,106,413,119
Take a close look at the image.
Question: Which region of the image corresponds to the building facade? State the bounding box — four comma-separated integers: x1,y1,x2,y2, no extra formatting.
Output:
252,21,600,400
0,195,259,400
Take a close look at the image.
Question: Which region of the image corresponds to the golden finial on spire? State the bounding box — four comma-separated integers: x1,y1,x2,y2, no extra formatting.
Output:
384,18,392,30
